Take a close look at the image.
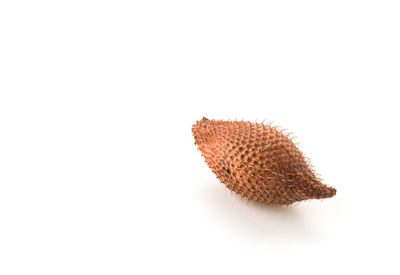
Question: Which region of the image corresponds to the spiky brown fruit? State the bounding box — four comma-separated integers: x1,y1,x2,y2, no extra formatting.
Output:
192,118,336,205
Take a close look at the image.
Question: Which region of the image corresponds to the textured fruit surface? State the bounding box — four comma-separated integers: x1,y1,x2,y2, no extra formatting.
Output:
192,118,336,205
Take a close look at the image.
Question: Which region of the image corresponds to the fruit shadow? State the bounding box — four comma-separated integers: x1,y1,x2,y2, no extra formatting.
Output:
196,181,324,242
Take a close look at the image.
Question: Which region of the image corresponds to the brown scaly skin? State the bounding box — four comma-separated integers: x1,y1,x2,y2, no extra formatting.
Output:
192,118,336,205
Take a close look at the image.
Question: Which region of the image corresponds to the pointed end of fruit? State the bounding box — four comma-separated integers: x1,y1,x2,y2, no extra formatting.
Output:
300,180,336,201
318,186,336,200
310,184,336,200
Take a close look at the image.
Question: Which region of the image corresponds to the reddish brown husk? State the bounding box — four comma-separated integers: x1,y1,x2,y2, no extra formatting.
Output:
192,118,336,205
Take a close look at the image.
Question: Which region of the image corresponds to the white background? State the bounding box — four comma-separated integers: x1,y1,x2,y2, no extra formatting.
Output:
1,1,399,274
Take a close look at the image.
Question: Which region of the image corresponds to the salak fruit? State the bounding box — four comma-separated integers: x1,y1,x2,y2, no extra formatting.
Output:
192,117,336,205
